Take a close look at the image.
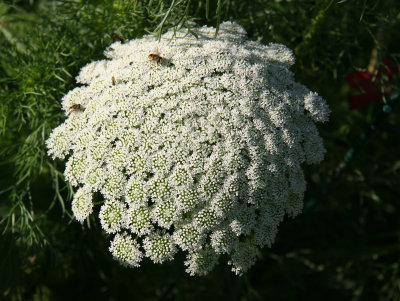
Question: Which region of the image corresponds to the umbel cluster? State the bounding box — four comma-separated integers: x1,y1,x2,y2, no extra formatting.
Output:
47,22,330,275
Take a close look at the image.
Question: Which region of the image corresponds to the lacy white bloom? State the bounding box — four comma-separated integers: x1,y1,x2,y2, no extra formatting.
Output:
173,224,206,251
99,199,126,234
71,186,93,222
46,21,330,275
210,227,239,254
143,232,177,263
184,246,219,276
109,232,143,267
228,241,259,275
125,205,153,236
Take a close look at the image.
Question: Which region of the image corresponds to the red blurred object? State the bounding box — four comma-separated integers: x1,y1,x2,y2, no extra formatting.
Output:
111,32,124,43
346,59,399,110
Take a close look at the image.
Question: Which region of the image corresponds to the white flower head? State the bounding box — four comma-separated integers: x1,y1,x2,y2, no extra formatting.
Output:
210,227,239,254
143,231,177,264
124,205,154,236
71,186,93,222
173,224,206,251
228,241,259,276
184,246,219,276
99,199,126,234
47,21,329,275
46,124,71,159
109,232,143,267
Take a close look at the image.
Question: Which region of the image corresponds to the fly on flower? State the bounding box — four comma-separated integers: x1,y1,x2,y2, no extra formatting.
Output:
148,52,163,64
67,104,83,116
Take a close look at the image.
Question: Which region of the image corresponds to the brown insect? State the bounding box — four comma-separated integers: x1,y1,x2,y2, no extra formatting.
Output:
110,32,119,42
112,76,116,85
67,104,83,116
110,32,123,44
148,52,163,64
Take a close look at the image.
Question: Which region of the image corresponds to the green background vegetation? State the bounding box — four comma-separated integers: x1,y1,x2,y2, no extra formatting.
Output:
1,0,400,300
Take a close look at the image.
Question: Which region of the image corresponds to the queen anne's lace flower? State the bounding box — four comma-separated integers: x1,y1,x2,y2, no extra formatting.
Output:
46,21,330,275
71,186,93,222
125,205,153,236
143,232,177,263
109,232,143,267
173,224,206,251
99,199,126,234
185,246,219,276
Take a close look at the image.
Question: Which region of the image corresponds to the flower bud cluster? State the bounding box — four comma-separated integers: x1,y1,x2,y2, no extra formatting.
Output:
47,21,329,275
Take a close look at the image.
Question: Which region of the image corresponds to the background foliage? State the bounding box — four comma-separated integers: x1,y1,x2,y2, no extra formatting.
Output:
0,0,399,300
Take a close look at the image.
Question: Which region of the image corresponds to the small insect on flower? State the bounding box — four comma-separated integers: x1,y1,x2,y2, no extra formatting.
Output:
112,76,116,86
67,104,83,116
148,52,163,64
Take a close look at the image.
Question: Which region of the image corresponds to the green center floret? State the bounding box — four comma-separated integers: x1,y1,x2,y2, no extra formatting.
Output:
126,153,146,175
184,246,218,276
99,199,125,234
125,177,147,206
84,165,105,191
65,152,87,186
143,232,177,264
149,177,171,201
173,224,205,251
151,201,177,229
72,187,93,222
109,232,143,267
174,187,198,213
101,169,126,199
126,206,153,236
